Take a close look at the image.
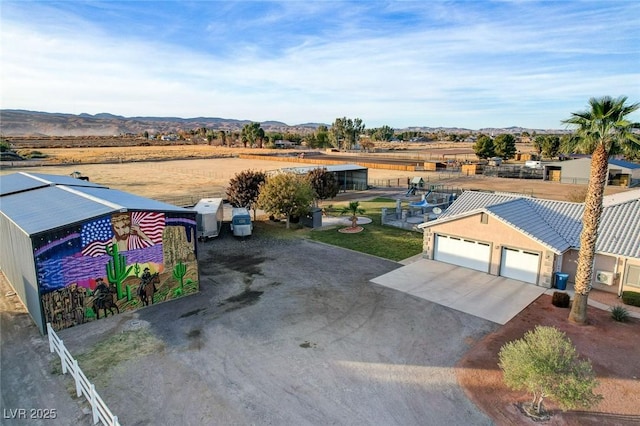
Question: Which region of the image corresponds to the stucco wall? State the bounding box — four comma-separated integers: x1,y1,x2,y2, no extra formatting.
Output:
561,250,638,294
423,212,555,287
622,258,640,294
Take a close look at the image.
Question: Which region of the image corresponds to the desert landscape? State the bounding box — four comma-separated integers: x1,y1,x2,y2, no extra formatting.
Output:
1,143,631,205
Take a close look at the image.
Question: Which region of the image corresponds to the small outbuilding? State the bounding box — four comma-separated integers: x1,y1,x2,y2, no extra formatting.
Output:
0,172,199,333
544,157,640,187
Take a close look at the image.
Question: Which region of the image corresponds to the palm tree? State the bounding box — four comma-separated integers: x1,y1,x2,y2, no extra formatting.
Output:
340,201,366,228
562,96,640,324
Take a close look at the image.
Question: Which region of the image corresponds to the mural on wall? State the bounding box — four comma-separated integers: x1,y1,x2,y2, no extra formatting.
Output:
35,211,197,331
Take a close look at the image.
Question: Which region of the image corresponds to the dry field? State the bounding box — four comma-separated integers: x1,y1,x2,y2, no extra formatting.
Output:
1,145,631,204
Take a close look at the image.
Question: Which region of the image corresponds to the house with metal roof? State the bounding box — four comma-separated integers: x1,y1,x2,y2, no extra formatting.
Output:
0,172,199,334
543,157,640,187
417,190,640,295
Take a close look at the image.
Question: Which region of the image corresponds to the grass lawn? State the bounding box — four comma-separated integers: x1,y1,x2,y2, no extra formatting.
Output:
258,198,424,262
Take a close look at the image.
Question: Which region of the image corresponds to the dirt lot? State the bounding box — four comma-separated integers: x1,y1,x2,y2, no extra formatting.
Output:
1,146,630,203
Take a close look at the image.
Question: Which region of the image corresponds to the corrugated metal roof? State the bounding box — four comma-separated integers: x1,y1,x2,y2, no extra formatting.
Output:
1,186,116,235
608,159,640,170
0,171,106,196
0,173,192,236
279,164,368,174
436,191,523,219
78,186,187,212
602,189,640,206
420,189,639,258
487,199,573,253
597,199,640,257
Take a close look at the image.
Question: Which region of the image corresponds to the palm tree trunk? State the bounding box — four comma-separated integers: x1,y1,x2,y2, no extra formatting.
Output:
569,144,608,324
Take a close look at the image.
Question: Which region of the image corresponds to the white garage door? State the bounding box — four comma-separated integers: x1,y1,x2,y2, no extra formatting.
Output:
500,247,540,284
434,235,491,272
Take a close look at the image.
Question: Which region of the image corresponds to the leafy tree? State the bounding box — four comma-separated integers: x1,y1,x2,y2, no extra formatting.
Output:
533,135,545,155
217,130,228,146
0,139,11,152
499,326,601,417
562,96,639,324
315,125,330,148
226,170,266,219
257,173,314,229
329,117,365,150
371,125,395,141
306,168,340,207
473,135,495,159
241,122,263,148
340,201,366,228
494,134,517,160
541,136,561,159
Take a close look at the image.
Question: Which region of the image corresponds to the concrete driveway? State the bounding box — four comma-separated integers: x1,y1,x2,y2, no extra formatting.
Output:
371,258,546,325
2,228,499,426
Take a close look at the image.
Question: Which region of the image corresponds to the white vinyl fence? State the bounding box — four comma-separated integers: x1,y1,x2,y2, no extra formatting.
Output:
47,323,120,426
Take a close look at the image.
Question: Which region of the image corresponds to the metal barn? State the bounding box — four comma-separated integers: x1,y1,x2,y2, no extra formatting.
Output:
0,172,199,334
279,164,369,191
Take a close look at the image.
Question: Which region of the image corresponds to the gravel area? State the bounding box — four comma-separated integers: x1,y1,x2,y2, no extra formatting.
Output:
2,226,498,425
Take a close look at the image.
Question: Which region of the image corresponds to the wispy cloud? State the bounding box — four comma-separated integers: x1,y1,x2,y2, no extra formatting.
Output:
1,1,638,129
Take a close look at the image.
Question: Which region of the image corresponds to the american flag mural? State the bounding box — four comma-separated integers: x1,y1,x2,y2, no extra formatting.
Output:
81,212,165,257
129,211,165,248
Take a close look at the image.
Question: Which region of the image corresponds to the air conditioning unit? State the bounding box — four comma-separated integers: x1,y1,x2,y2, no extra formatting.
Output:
595,270,614,285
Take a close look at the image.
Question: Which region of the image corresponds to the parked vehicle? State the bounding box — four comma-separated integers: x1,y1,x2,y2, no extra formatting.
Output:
193,198,224,241
230,207,252,237
525,160,543,169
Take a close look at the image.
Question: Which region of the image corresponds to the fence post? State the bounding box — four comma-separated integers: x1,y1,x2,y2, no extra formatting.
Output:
60,341,67,374
47,323,54,353
90,384,99,424
73,359,82,397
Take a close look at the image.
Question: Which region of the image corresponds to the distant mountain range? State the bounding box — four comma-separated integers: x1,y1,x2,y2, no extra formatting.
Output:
0,109,566,137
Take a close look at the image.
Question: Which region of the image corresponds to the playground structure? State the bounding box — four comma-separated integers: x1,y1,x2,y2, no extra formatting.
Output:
382,184,458,231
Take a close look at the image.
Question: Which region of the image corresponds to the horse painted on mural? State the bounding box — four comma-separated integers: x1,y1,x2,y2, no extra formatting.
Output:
138,272,160,306
92,284,119,319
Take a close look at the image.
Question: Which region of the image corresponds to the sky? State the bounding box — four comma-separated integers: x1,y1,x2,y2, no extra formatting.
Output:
1,1,639,130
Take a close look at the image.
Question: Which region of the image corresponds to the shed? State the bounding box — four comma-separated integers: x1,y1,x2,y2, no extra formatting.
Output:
543,157,640,186
411,176,425,188
0,172,199,334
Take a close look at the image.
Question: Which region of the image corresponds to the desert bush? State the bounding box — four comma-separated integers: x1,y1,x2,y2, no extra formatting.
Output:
28,150,48,158
498,325,601,418
610,305,630,322
622,291,640,307
552,291,570,308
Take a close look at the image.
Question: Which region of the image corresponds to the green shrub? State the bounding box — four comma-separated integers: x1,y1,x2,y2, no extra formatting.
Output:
610,305,630,322
552,291,570,308
622,291,640,307
498,326,601,417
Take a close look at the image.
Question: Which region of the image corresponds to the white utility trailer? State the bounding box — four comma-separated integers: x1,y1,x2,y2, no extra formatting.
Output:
193,198,224,241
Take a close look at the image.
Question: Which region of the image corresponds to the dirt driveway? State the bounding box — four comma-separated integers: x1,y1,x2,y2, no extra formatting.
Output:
1,225,498,425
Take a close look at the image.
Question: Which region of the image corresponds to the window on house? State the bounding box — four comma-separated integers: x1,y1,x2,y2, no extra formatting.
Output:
625,265,640,288
480,213,488,224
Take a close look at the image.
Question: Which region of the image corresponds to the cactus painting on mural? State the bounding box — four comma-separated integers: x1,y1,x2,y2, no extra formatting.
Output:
105,243,134,300
134,263,141,277
173,262,187,290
